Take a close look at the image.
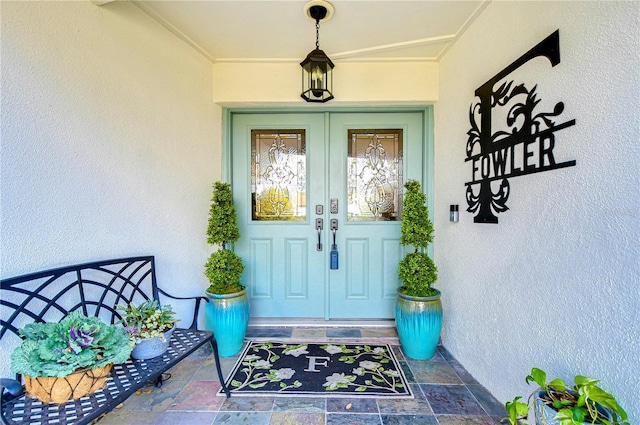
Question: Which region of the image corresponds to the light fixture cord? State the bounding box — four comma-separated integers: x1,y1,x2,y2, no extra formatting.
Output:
315,19,320,49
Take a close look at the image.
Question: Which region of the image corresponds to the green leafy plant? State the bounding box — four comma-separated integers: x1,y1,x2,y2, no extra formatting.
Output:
10,311,132,378
117,300,178,345
205,249,245,294
207,181,240,248
205,181,244,294
398,179,438,297
506,367,629,425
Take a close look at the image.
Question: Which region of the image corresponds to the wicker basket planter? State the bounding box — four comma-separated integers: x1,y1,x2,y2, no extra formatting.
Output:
24,363,113,404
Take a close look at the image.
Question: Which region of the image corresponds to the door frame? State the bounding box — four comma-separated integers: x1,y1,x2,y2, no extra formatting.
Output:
221,106,436,320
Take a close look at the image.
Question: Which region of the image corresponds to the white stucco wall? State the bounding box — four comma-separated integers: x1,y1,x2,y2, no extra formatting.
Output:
0,0,219,328
435,0,639,419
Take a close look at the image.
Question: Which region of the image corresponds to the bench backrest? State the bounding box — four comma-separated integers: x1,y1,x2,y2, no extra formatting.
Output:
0,256,159,349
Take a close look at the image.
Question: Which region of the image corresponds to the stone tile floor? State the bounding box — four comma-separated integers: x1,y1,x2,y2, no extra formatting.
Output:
96,326,506,425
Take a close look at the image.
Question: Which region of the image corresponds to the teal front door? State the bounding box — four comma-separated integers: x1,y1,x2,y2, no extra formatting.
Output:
231,111,427,320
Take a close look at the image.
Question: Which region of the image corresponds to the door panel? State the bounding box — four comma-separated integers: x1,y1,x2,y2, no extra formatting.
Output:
231,111,425,320
327,113,423,319
232,113,326,318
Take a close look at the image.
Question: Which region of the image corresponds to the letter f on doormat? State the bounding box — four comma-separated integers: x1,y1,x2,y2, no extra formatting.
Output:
219,341,413,398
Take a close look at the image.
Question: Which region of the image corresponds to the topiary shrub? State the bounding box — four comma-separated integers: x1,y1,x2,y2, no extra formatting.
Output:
398,179,438,297
398,252,438,297
204,182,244,294
206,181,240,248
204,249,244,294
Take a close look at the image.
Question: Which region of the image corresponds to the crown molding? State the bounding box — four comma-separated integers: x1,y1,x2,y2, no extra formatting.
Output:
131,0,217,63
437,0,491,61
130,0,490,65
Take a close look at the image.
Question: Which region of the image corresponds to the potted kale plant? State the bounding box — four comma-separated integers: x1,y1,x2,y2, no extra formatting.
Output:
10,312,132,404
203,181,249,356
394,179,441,359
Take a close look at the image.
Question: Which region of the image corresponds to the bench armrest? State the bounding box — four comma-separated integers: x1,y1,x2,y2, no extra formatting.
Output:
156,287,209,330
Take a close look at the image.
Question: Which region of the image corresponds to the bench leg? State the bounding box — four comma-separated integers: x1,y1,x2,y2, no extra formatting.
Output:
210,338,231,398
154,373,172,388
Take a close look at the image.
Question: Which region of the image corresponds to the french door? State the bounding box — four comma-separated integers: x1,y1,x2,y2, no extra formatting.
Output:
231,111,427,319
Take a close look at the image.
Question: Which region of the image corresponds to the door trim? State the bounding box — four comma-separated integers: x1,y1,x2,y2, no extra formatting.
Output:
221,107,436,320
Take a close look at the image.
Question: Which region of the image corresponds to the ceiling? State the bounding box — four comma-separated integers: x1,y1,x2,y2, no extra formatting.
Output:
130,0,490,63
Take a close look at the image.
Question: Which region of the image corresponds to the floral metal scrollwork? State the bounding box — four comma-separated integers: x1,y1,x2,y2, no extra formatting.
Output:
465,30,576,223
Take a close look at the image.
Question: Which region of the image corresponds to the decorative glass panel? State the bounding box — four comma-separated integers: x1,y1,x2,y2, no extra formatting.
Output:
252,130,306,221
347,129,403,222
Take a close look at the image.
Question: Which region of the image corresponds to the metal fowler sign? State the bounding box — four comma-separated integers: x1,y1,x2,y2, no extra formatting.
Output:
465,30,576,223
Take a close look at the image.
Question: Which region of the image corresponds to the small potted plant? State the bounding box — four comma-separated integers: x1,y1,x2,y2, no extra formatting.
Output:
117,299,178,360
10,311,132,404
203,181,249,357
394,179,441,360
505,367,629,425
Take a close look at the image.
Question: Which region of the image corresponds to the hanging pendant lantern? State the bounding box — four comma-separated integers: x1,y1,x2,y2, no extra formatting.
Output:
301,1,334,103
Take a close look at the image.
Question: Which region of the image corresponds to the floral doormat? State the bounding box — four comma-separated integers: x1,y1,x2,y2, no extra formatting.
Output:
219,341,413,398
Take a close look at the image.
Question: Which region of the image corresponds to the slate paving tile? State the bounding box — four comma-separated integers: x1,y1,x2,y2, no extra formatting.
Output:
425,350,446,362
326,328,362,338
188,343,215,359
326,413,383,424
269,411,325,425
156,411,218,425
213,411,272,424
398,361,416,383
116,378,188,412
166,356,206,381
95,410,164,425
391,345,405,361
406,360,462,384
450,360,480,384
246,327,293,339
381,413,439,425
466,384,506,417
219,395,275,412
272,397,326,412
197,354,239,381
420,384,486,415
437,346,456,361
435,414,503,425
168,380,225,411
220,355,242,376
377,384,433,415
326,397,379,413
292,328,328,339
360,327,398,339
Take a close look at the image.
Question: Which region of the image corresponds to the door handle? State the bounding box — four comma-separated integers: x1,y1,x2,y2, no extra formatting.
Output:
315,218,323,251
330,219,338,269
330,219,338,247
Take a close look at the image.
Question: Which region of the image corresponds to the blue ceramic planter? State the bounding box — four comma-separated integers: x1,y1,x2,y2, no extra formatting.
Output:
395,289,442,360
131,327,174,360
204,288,250,357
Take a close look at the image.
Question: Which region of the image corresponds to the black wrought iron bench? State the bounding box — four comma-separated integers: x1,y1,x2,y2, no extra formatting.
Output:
0,256,230,425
